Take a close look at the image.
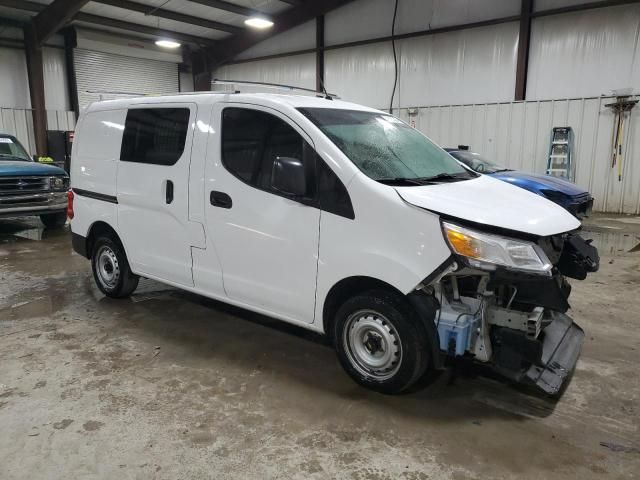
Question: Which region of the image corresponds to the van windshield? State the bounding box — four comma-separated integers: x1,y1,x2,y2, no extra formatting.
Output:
298,108,474,185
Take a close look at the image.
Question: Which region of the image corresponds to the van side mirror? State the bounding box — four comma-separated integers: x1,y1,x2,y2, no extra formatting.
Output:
271,157,307,197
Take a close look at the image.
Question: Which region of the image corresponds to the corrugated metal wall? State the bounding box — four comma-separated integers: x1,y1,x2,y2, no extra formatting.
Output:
215,53,316,91
0,108,76,155
324,21,519,108
43,47,71,111
0,47,31,109
527,4,640,100
214,1,640,214
395,97,640,214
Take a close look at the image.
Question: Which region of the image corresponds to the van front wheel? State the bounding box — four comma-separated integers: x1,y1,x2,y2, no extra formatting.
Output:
333,290,431,394
91,236,139,298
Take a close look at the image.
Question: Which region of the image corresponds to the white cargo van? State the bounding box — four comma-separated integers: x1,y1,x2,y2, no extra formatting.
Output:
69,92,599,395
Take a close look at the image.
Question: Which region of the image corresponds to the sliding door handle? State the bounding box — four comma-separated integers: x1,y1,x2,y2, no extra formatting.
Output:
166,180,174,204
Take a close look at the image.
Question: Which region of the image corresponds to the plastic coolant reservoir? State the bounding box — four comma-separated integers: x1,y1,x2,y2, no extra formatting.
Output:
436,305,479,357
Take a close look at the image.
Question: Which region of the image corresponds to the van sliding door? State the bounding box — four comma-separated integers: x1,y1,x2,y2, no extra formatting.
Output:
116,104,197,286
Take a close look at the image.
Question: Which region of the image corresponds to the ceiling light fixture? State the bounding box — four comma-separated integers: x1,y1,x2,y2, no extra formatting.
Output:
244,17,274,29
155,39,181,49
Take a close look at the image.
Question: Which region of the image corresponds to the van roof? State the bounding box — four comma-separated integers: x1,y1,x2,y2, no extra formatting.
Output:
83,92,382,114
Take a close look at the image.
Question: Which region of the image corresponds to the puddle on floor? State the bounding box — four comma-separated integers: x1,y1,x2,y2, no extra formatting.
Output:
0,295,56,321
0,218,67,243
0,218,46,243
581,229,640,256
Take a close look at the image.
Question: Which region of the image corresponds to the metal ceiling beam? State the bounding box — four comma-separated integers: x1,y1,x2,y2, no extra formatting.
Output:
32,0,89,44
0,15,25,28
184,0,264,17
0,0,218,46
531,0,640,17
93,0,241,34
0,0,41,14
75,12,219,45
207,0,354,68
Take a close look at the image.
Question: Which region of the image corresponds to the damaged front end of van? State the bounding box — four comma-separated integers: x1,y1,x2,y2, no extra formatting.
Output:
421,222,599,396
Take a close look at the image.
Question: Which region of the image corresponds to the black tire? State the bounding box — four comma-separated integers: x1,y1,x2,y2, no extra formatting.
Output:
332,289,431,394
40,212,67,229
91,236,139,298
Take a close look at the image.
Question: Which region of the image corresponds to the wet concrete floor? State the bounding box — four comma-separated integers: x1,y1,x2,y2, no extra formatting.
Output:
0,214,638,479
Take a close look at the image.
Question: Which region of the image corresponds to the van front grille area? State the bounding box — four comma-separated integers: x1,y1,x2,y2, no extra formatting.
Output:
0,176,49,196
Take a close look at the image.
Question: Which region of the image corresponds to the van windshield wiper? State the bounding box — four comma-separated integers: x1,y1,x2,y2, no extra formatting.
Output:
376,177,428,186
414,172,475,183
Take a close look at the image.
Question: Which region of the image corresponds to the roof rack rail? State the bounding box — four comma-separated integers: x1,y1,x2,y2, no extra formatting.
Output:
212,78,338,100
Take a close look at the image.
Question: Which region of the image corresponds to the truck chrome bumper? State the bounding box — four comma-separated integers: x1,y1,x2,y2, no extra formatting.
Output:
0,192,67,217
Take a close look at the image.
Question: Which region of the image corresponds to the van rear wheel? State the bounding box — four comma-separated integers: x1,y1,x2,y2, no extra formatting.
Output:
91,236,139,298
333,289,431,394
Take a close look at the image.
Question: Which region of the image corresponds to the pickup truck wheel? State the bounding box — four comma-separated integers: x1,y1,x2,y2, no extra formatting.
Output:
40,212,67,229
333,289,431,394
91,236,139,298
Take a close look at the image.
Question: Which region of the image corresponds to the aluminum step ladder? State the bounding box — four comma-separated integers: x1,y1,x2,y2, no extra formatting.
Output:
546,127,574,180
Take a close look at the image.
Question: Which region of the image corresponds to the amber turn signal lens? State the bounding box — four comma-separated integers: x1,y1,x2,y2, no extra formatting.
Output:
445,228,479,258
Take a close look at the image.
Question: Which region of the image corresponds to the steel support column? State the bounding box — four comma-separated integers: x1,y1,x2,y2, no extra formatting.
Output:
514,0,533,101
63,28,80,119
316,15,325,93
24,25,48,156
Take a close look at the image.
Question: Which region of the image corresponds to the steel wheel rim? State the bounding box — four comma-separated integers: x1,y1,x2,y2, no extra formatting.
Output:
96,245,120,289
342,309,402,380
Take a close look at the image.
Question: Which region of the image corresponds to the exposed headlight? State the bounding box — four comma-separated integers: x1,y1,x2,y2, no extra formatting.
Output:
442,221,552,275
50,176,69,190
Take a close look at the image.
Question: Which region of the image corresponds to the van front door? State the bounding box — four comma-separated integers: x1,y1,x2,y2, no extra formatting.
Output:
203,105,320,323
116,105,196,286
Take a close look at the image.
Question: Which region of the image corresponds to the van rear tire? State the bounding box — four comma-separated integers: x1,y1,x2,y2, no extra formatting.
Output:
332,289,431,394
91,236,139,298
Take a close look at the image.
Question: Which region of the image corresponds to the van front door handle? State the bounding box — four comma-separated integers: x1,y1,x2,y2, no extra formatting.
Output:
166,180,174,204
210,191,232,209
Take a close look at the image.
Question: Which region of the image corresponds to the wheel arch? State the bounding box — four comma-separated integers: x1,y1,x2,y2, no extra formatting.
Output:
322,276,403,337
322,275,442,369
85,221,126,259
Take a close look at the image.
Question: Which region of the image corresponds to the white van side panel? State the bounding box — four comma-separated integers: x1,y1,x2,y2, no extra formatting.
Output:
71,197,118,242
71,109,126,198
314,173,452,332
70,109,125,240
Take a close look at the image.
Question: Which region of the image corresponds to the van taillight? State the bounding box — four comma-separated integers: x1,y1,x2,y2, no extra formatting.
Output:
67,190,74,219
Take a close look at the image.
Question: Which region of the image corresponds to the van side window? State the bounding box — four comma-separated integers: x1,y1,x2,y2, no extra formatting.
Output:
121,108,190,166
316,159,355,219
222,107,353,219
222,108,313,194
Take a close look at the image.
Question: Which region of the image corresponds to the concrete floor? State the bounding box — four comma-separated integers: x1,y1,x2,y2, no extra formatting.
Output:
0,214,638,479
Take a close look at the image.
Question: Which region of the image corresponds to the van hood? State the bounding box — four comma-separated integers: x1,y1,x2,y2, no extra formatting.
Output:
0,160,67,177
395,175,580,237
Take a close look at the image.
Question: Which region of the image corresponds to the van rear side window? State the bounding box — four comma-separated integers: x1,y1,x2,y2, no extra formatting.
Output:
120,108,190,166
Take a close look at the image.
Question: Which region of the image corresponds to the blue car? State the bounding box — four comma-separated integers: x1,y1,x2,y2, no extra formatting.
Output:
445,147,593,219
0,133,69,228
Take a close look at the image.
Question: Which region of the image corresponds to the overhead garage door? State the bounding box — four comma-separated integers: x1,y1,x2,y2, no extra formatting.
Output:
74,48,179,109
